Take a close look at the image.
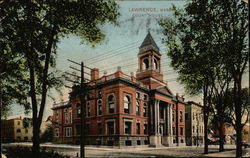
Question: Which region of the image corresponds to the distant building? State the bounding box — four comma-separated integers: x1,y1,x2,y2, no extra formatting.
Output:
52,32,187,147
212,122,250,145
185,101,204,146
1,116,48,142
242,123,250,143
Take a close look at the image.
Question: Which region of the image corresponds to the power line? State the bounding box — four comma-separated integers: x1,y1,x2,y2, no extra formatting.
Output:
85,39,166,63
84,40,142,62
86,40,163,65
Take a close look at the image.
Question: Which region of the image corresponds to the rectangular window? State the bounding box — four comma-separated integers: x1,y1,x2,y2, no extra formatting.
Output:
75,124,80,136
136,123,140,134
64,127,72,137
143,94,148,101
193,112,195,120
55,128,59,137
85,124,90,135
144,123,148,134
180,111,183,122
180,127,183,136
172,127,176,135
125,121,132,134
65,112,68,124
107,121,115,135
97,122,102,134
172,111,175,122
69,111,72,123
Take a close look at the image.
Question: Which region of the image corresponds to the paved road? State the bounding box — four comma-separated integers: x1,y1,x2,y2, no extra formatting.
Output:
3,143,250,158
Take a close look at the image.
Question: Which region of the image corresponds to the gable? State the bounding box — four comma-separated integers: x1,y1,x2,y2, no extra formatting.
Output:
156,86,173,96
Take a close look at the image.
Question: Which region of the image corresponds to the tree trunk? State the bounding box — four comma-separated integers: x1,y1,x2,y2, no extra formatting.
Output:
235,76,242,158
204,108,208,154
203,85,209,154
32,120,40,156
218,121,224,152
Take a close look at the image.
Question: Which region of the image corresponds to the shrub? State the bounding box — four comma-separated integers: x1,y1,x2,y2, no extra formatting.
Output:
5,146,70,158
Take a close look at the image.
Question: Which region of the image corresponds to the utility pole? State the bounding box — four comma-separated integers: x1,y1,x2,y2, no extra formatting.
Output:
80,62,85,158
67,59,92,158
0,81,2,158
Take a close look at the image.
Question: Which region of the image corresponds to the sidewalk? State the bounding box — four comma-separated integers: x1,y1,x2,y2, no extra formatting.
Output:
3,142,250,157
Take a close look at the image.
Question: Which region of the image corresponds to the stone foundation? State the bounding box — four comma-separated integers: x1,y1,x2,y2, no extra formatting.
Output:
55,136,149,147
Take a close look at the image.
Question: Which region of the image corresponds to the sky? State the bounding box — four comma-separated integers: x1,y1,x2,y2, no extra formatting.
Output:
9,0,249,120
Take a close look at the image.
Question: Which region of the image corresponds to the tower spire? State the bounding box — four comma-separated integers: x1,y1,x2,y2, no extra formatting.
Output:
139,31,160,54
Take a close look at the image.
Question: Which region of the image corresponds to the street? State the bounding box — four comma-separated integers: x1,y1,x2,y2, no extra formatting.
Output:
3,143,250,158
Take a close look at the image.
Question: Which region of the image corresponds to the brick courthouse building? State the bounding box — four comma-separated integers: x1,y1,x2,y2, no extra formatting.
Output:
52,32,187,147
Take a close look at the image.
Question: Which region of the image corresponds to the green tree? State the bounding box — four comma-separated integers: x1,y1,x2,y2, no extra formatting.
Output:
40,123,53,143
159,1,217,153
224,88,249,130
210,70,232,151
0,0,119,156
159,0,248,156
212,1,248,157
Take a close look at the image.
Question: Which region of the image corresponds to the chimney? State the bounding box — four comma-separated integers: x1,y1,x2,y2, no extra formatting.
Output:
91,68,99,81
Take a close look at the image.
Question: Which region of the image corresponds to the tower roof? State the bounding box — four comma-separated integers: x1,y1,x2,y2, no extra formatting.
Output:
139,31,160,54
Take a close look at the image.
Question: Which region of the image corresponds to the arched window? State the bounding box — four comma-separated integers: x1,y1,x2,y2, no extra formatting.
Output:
97,99,102,115
153,58,158,70
108,95,115,114
76,103,81,118
180,110,183,122
136,101,140,116
142,58,149,70
143,103,147,117
124,95,131,114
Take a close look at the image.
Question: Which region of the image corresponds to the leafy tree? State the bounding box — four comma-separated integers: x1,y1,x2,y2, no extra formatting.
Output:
0,41,30,117
224,88,249,129
40,123,53,143
210,71,232,151
159,1,217,154
159,0,248,156
212,1,248,157
0,0,119,156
